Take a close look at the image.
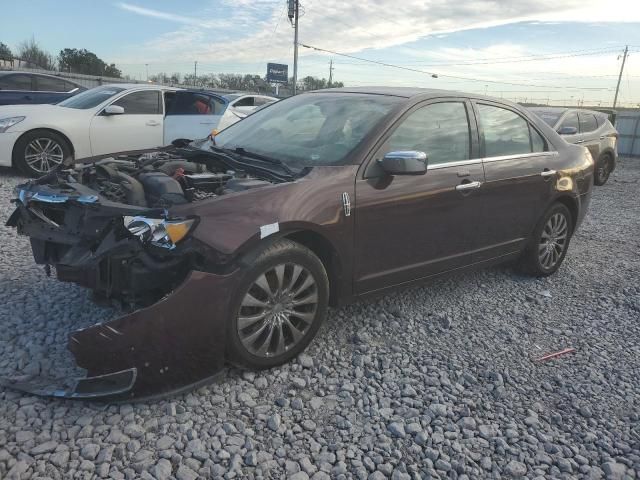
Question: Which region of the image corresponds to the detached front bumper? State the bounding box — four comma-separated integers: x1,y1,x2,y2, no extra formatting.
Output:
0,269,240,401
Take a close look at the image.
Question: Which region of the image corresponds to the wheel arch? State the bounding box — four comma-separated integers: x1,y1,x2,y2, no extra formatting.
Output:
283,229,344,307
12,128,75,167
553,195,579,232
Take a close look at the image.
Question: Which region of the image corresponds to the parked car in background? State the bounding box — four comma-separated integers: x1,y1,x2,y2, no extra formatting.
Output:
0,71,85,105
0,85,272,176
4,87,593,400
218,93,278,130
529,107,618,185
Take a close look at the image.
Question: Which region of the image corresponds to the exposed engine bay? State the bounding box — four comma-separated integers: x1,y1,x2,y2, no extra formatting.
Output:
68,149,275,208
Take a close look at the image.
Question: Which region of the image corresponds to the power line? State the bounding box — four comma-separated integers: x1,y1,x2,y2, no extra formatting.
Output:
331,47,625,67
299,43,615,90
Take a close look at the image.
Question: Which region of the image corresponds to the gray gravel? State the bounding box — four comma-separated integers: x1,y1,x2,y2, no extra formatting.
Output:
1,160,639,479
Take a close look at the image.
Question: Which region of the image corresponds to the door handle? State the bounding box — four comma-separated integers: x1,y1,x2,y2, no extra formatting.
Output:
455,180,482,191
599,135,606,140
575,140,584,144
146,120,160,126
540,169,556,178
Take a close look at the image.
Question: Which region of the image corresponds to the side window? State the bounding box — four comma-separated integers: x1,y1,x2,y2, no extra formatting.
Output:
233,97,255,107
579,113,598,133
36,76,68,92
112,91,161,114
0,74,32,90
560,112,579,132
531,126,546,152
478,104,531,157
383,102,470,165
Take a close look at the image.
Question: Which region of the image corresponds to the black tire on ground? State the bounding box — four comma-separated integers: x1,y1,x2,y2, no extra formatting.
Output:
226,239,329,369
520,202,573,277
594,153,613,186
13,129,72,178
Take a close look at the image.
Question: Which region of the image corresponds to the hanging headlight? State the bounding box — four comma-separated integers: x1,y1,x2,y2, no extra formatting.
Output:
124,216,196,249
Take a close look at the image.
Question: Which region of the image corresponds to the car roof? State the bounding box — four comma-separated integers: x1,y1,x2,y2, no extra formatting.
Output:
313,86,521,105
0,71,83,87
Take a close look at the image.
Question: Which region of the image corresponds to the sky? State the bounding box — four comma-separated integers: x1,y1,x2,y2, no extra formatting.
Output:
3,0,640,106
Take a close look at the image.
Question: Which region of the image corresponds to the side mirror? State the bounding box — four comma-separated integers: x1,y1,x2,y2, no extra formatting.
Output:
103,105,125,116
558,126,578,135
378,151,428,175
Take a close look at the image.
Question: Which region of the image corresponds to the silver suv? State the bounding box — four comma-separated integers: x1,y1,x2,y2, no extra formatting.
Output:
529,107,618,185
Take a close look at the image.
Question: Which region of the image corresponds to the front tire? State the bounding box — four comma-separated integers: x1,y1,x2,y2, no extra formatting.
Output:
594,153,613,186
227,239,329,369
13,129,72,177
520,203,573,277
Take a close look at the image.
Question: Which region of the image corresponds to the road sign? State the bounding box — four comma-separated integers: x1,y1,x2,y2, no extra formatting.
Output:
267,63,288,84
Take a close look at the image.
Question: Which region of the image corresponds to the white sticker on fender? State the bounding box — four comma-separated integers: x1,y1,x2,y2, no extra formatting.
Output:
260,222,279,239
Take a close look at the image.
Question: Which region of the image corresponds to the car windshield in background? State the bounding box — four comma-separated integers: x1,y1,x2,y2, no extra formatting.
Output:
58,86,125,109
530,109,563,128
214,93,402,168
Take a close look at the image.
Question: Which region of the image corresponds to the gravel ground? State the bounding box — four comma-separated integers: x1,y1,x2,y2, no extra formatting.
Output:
0,159,639,480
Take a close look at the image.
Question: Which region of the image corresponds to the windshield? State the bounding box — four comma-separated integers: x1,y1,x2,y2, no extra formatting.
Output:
214,93,402,168
530,109,563,128
58,86,126,109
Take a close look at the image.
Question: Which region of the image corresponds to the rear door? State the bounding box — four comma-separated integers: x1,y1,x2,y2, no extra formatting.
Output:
472,101,556,261
163,91,226,143
90,89,164,155
578,112,601,160
354,99,485,293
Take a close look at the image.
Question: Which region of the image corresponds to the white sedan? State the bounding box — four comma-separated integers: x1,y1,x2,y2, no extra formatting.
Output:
0,84,277,176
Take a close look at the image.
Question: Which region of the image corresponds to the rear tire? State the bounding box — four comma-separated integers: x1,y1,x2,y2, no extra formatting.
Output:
226,239,329,369
520,203,573,277
594,153,612,186
13,129,72,178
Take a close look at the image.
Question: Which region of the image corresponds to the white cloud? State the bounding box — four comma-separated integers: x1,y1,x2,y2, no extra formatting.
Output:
115,0,640,64
113,0,640,103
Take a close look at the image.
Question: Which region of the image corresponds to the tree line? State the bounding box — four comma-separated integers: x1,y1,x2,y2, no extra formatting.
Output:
1,38,344,92
150,72,344,93
0,38,121,77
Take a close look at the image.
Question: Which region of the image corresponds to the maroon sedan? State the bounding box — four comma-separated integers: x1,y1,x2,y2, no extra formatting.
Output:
4,87,594,400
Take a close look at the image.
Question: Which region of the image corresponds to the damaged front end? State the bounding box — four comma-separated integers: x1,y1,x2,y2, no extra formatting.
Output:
1,147,271,400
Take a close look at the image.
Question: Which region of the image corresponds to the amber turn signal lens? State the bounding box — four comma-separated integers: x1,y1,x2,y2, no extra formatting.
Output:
210,129,219,137
165,220,195,244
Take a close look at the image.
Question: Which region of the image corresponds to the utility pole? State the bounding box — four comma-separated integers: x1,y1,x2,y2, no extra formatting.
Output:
145,63,149,81
613,45,628,110
328,59,334,87
194,61,198,87
289,0,299,95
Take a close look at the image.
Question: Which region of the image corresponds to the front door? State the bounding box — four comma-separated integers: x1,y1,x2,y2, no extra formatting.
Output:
90,90,164,156
472,101,556,261
354,100,484,294
163,91,226,143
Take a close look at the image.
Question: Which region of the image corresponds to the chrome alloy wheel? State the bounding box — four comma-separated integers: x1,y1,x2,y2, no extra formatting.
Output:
237,263,318,358
538,212,569,269
24,138,64,173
